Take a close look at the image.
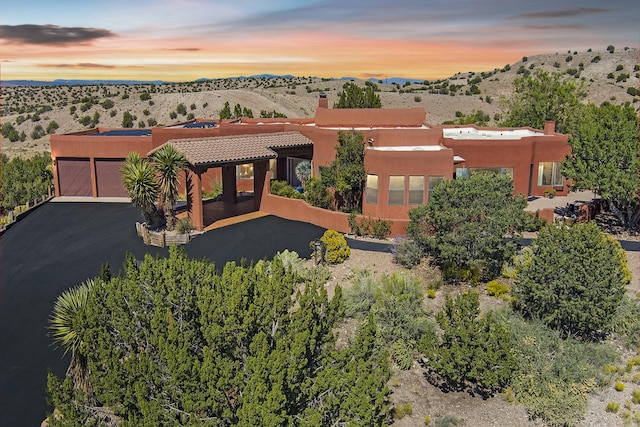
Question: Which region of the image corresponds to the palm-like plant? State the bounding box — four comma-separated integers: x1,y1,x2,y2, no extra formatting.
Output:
295,160,312,188
150,144,187,231
121,152,161,228
49,279,94,397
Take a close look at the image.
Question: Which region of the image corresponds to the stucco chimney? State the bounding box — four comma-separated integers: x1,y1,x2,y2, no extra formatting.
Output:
544,120,556,135
318,93,328,108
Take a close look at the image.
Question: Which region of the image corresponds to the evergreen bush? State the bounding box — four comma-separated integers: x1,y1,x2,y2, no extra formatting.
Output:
391,237,423,268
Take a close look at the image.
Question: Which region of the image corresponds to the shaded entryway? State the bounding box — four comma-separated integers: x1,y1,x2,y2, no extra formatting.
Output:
0,202,325,427
152,131,313,231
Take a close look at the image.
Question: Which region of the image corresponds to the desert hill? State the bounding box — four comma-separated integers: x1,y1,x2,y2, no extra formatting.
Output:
1,46,638,159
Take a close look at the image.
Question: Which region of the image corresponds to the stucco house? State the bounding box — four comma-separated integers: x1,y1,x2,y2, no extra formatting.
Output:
50,96,570,233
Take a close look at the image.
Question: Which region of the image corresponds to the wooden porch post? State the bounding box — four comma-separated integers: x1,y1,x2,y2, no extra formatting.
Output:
222,164,237,204
187,166,204,231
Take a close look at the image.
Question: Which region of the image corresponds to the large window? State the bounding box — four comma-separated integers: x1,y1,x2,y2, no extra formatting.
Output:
537,162,563,186
408,175,425,205
388,176,405,206
236,163,254,179
366,174,378,204
428,176,444,201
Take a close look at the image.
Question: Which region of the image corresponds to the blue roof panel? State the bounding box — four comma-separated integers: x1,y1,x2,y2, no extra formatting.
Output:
92,129,152,137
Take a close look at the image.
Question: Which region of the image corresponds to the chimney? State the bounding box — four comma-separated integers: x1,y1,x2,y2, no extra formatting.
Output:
318,92,328,109
544,120,556,135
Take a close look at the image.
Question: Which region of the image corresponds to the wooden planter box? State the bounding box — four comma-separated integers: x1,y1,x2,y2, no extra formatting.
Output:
136,222,191,247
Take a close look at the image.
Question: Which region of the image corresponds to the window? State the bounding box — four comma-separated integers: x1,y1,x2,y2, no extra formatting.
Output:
388,176,405,206
237,163,254,179
366,174,378,204
457,167,513,178
537,162,563,186
428,176,444,201
269,159,277,180
408,175,425,205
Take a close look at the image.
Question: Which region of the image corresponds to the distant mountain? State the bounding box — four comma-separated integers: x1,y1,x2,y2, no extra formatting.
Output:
2,79,165,87
367,77,425,85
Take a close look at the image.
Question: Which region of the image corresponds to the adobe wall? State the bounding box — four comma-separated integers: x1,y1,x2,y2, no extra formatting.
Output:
260,191,408,236
363,147,454,220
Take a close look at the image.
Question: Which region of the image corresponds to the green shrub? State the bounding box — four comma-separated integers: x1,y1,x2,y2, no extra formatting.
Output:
274,249,305,279
424,415,431,425
615,382,625,391
442,262,481,285
606,402,620,413
392,237,423,268
627,87,639,97
501,263,518,279
175,217,193,234
304,177,332,209
393,403,413,419
392,339,414,370
507,312,616,426
513,223,629,340
435,415,460,427
344,270,378,318
420,292,515,393
632,389,640,404
371,218,391,239
270,180,303,199
427,289,436,299
320,229,350,264
486,280,510,298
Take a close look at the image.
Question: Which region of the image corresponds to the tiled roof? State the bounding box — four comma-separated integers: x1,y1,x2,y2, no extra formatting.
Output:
155,131,313,166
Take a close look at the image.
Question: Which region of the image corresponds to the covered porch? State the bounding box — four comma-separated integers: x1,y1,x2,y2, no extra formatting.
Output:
155,131,313,231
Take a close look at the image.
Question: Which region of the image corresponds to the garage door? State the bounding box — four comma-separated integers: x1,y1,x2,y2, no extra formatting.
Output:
95,159,127,197
57,158,92,196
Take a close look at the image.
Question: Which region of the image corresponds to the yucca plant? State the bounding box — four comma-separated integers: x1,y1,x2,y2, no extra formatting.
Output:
49,279,94,397
150,144,187,231
121,152,161,228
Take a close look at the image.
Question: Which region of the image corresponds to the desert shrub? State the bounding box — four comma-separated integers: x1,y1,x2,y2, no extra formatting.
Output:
139,92,151,101
320,229,350,264
176,103,187,115
270,180,303,199
632,390,640,404
611,297,640,348
486,280,510,298
414,95,422,102
627,87,639,96
501,263,518,279
442,262,481,285
345,270,378,318
391,237,423,268
392,339,414,370
507,312,616,426
78,115,92,126
393,403,413,419
427,289,436,299
606,402,620,413
607,45,615,53
46,121,59,134
435,414,460,427
175,217,193,234
420,292,515,393
273,249,305,279
100,99,114,109
513,222,629,340
31,124,46,139
615,382,625,391
371,218,392,239
147,118,157,127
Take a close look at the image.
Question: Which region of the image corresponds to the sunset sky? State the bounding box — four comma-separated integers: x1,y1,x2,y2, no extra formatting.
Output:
1,0,638,82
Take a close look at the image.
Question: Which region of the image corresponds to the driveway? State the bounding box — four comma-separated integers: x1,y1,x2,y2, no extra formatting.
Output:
0,202,324,426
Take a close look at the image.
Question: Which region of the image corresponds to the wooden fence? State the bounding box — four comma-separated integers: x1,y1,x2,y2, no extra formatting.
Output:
135,222,191,247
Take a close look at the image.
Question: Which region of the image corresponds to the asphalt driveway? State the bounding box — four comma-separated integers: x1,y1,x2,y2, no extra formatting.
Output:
0,202,324,426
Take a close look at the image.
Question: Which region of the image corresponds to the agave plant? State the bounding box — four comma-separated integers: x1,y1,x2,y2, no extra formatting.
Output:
150,144,187,231
295,160,312,188
121,152,161,228
49,279,94,396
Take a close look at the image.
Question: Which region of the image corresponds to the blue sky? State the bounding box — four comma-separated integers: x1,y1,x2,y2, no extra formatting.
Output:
1,0,638,81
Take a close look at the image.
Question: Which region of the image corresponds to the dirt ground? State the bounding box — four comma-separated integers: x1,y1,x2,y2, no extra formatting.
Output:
322,233,639,427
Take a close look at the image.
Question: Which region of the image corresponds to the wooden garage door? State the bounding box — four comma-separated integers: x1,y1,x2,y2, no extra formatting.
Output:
95,159,127,197
57,158,92,196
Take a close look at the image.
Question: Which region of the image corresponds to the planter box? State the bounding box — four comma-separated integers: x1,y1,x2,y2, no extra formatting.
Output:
136,222,191,247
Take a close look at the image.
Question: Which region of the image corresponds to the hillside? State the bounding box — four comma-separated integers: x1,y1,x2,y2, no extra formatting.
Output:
1,47,638,159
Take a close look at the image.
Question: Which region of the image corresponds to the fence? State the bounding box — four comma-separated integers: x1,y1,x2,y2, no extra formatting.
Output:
0,193,54,235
